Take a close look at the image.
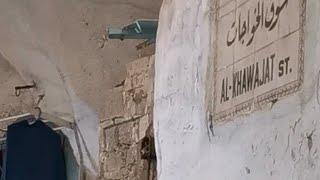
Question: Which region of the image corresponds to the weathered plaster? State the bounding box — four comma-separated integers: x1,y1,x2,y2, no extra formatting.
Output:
154,0,320,179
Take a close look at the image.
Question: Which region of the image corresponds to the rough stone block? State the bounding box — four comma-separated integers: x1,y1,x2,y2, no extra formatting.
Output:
124,56,154,91
104,127,119,151
104,86,125,121
118,122,134,145
139,115,150,141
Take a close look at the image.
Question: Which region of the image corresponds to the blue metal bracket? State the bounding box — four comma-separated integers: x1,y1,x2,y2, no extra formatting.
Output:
107,19,158,42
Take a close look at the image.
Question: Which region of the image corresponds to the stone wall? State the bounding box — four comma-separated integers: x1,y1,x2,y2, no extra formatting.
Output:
100,56,156,180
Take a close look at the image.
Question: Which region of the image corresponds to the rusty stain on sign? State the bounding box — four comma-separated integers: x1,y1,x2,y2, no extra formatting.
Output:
213,0,306,122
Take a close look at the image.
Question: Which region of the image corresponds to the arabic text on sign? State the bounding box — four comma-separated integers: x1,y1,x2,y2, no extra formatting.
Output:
226,0,289,47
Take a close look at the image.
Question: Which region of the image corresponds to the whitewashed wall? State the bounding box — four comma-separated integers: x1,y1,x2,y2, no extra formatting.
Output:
154,0,320,180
